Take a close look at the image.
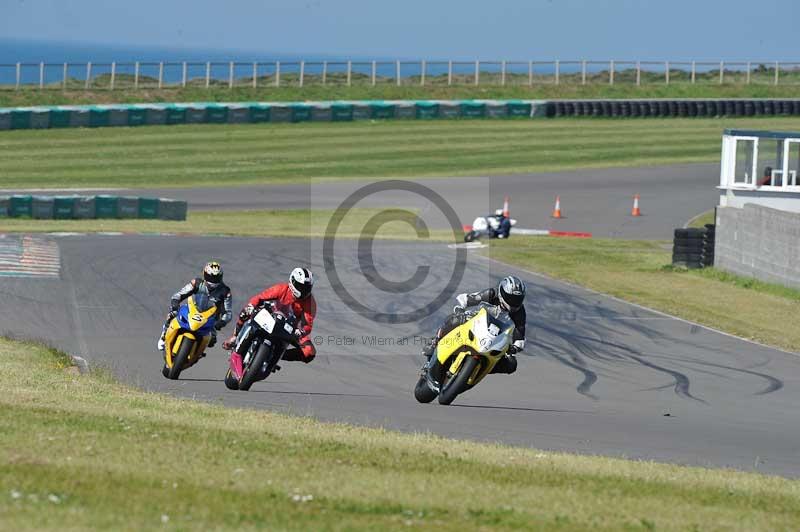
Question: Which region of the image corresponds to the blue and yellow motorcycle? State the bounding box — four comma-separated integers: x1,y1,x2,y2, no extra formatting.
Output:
161,293,217,380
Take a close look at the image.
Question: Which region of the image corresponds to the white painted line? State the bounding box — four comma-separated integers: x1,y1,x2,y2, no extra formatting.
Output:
448,242,488,250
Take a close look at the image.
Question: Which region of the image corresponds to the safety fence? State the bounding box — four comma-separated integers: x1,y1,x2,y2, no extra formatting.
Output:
0,195,187,221
2,60,800,89
0,100,543,130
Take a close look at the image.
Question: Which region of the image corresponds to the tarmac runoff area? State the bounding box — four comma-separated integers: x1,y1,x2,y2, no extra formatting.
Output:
1,232,800,478
2,163,721,240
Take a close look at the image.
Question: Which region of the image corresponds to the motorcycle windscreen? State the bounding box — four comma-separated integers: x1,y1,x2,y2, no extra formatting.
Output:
185,293,217,333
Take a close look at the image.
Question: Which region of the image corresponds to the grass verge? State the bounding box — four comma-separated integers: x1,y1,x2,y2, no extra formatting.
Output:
488,237,800,352
0,208,453,241
2,336,799,531
5,83,800,107
4,117,800,188
686,209,716,228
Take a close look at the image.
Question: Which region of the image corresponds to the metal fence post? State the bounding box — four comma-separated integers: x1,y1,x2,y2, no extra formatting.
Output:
665,61,669,85
322,61,327,84
181,61,187,87
448,60,453,86
347,60,352,86
62,62,67,90
135,61,140,89
111,61,116,90
396,60,401,86
228,61,234,88
299,60,305,87
691,61,696,83
371,61,376,86
746,61,751,84
158,61,163,89
275,61,281,87
501,60,506,86
608,60,612,85
253,62,258,88
719,61,724,84
39,61,44,89
555,59,560,85
86,61,92,89
205,62,210,88
421,60,426,86
529,60,534,86
581,60,586,85
636,61,640,86
474,60,479,85
15,62,20,90
775,61,779,85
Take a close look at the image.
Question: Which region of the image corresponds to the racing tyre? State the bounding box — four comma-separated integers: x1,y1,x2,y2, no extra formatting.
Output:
224,368,239,390
239,342,273,391
464,231,477,243
439,356,479,406
162,364,170,379
414,375,438,403
168,338,193,380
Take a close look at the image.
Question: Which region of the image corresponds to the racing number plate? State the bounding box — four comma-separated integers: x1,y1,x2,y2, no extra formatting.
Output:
254,309,275,333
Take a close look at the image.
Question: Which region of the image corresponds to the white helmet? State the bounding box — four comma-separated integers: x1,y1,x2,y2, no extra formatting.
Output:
289,267,314,299
495,209,504,216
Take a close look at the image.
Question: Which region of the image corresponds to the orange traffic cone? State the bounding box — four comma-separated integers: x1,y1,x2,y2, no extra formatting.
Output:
551,196,562,219
631,194,641,217
502,196,510,217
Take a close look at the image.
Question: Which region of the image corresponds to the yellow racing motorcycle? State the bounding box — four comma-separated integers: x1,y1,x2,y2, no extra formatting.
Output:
414,303,515,405
162,293,217,380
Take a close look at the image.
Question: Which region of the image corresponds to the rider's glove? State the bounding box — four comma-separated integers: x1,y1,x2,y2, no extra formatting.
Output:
455,293,468,309
167,310,178,319
508,339,525,355
239,304,255,321
453,305,464,314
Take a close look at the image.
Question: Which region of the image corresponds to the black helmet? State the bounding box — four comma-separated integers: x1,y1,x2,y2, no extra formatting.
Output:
203,261,223,287
498,275,525,311
289,267,314,299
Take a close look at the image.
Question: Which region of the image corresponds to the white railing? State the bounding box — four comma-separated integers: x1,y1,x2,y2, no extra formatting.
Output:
2,60,799,90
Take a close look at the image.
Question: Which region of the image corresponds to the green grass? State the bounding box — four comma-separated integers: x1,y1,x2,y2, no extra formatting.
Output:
686,209,716,228
487,237,800,352
0,208,454,241
5,81,800,107
5,117,800,188
2,337,799,531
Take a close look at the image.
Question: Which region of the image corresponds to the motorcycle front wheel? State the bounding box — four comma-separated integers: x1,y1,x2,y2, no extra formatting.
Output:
167,338,194,380
239,341,271,391
438,356,479,405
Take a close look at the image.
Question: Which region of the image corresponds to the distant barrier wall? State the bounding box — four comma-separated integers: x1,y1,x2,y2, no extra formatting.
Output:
715,204,800,290
2,99,799,131
0,195,187,221
0,100,544,130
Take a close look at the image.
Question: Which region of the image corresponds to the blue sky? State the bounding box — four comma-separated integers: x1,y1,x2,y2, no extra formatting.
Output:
2,0,799,60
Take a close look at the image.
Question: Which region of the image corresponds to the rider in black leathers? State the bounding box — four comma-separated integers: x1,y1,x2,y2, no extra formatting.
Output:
421,275,527,374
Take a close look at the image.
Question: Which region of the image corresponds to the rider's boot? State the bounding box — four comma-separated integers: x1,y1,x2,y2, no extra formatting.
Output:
490,354,518,374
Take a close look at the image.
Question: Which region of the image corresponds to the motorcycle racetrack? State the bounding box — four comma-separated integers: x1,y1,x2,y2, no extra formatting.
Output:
2,230,800,477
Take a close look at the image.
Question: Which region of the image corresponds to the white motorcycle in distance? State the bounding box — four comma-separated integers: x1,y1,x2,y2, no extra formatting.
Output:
464,210,516,242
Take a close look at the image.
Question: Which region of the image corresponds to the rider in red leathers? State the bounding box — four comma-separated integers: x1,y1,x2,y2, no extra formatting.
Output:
222,267,317,378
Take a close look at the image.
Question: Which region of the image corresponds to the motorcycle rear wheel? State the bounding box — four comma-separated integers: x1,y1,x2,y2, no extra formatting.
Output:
224,368,239,390
414,375,438,403
167,338,194,380
438,356,479,405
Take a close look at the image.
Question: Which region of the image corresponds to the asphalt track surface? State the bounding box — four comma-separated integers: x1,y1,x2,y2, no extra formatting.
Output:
2,233,800,477
5,163,720,239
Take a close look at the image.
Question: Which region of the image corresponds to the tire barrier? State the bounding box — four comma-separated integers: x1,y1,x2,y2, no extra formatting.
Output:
3,99,800,132
0,100,547,131
0,195,188,221
672,225,715,269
